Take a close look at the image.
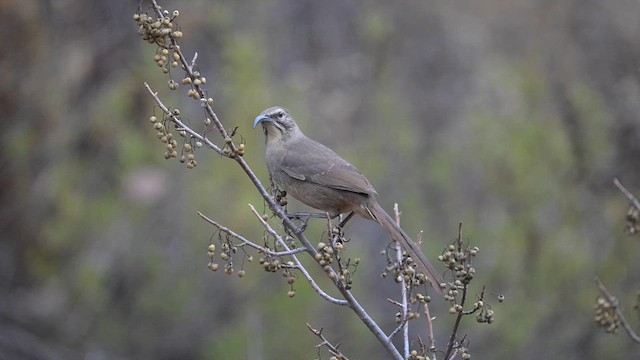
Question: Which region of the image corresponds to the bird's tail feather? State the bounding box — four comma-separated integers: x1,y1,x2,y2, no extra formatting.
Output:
368,202,444,293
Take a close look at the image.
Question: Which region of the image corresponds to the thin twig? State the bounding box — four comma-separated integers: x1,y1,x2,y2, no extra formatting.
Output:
614,178,640,212
197,212,306,256
447,348,461,360
307,323,350,360
443,286,467,359
388,321,406,340
417,228,438,356
144,83,223,154
595,277,640,343
443,223,466,360
393,203,410,358
189,52,198,70
387,298,408,340
424,300,436,354
248,204,348,306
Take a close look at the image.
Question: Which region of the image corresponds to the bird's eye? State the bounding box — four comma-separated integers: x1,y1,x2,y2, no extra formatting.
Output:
277,112,284,119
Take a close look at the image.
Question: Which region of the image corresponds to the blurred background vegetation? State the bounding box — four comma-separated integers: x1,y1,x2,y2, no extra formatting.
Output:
2,0,639,359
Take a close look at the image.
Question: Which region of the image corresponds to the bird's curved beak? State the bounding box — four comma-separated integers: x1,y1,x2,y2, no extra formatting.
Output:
253,114,271,128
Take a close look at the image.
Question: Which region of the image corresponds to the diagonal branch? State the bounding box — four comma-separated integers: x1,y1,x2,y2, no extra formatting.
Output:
197,211,306,256
443,223,466,360
247,204,347,306
144,84,224,155
307,323,350,360
595,277,640,344
614,178,640,212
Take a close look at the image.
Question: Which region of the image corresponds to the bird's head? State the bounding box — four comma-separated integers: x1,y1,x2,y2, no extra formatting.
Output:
253,106,301,141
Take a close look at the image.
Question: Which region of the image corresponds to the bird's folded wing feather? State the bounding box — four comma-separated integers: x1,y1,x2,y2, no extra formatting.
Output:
280,137,376,196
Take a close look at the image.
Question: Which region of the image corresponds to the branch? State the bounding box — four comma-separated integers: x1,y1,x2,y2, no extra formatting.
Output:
197,211,307,257
393,203,410,358
247,204,348,306
387,299,408,340
614,178,640,212
143,83,224,155
423,300,436,353
595,277,640,344
307,323,350,360
443,223,466,360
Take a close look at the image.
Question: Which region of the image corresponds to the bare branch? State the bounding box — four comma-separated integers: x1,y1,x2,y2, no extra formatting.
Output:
197,212,306,256
595,277,640,344
143,83,224,155
614,178,640,212
189,52,198,70
307,323,350,360
393,203,410,358
424,301,437,354
247,205,348,306
444,223,466,360
447,348,461,360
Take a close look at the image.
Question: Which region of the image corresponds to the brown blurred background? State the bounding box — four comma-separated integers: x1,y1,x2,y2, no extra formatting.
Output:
2,0,639,359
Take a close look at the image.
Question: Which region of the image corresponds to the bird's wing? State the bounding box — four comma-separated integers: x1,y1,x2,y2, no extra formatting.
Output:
280,136,376,196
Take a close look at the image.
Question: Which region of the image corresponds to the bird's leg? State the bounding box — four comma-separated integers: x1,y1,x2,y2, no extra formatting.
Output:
284,211,338,232
286,211,333,220
338,211,355,228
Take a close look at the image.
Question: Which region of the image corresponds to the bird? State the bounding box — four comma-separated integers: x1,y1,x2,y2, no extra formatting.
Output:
253,106,444,292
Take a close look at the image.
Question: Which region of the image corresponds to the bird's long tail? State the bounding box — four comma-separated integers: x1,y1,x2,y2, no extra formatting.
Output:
368,201,444,294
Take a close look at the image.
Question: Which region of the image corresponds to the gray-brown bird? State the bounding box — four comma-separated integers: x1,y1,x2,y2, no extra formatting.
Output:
254,106,444,292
